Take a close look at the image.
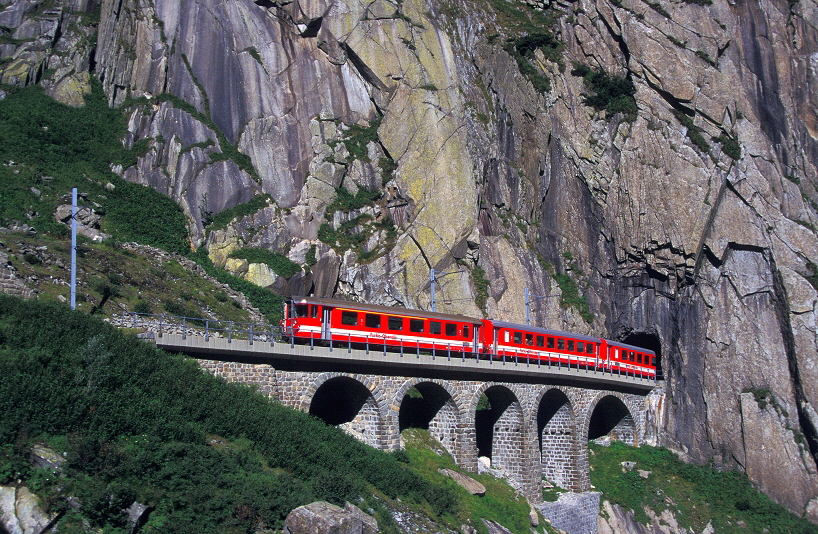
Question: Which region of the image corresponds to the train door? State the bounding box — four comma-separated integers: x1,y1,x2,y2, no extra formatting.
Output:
322,307,331,340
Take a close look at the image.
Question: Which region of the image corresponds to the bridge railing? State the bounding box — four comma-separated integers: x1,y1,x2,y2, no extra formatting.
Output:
112,311,660,383
109,310,283,345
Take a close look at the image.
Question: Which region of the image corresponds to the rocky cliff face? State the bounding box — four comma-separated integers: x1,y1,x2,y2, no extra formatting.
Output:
2,0,817,521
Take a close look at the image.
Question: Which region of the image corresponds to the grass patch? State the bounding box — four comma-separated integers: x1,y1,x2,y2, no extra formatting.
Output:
401,429,546,533
553,272,593,323
207,194,271,232
589,442,817,532
473,265,490,316
714,131,740,160
318,187,397,263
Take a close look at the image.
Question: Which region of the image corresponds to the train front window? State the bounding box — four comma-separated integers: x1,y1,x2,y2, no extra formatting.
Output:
295,304,309,317
445,323,457,336
388,317,403,330
365,313,381,328
341,311,358,326
310,306,319,318
430,322,441,335
514,331,522,344
463,325,470,338
409,319,424,333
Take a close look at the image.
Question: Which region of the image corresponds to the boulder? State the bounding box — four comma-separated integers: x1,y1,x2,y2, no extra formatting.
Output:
284,501,378,534
438,468,486,496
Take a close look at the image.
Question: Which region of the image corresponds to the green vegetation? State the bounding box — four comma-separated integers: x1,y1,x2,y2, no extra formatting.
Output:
402,429,548,533
228,248,301,278
0,81,189,254
485,0,562,94
333,118,382,162
189,247,283,323
589,442,817,532
673,110,711,153
553,273,593,323
714,131,741,160
207,194,271,232
472,265,490,316
571,64,638,122
806,262,818,292
1,233,252,322
148,92,259,183
0,296,461,532
318,187,397,263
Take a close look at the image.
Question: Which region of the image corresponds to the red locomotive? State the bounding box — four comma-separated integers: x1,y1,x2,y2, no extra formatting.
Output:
282,296,657,379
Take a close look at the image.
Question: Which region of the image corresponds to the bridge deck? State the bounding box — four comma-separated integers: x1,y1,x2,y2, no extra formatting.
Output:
151,332,658,391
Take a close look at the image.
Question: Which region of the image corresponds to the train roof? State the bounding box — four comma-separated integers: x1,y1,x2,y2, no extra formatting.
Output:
606,339,657,355
490,321,601,343
288,296,483,324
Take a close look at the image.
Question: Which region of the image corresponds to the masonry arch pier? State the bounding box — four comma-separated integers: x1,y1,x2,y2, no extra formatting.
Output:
197,360,655,502
394,379,465,466
537,388,580,491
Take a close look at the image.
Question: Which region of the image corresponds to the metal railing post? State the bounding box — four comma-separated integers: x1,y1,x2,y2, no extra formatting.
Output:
416,340,420,358
348,334,351,353
205,320,209,341
182,318,186,340
310,336,314,350
249,323,253,345
228,321,232,343
132,312,137,328
366,335,369,354
159,313,164,338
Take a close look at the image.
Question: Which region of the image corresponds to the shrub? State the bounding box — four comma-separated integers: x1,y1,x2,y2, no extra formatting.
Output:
571,64,637,122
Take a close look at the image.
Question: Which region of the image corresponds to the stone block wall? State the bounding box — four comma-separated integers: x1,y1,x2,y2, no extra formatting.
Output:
537,492,601,534
196,359,656,503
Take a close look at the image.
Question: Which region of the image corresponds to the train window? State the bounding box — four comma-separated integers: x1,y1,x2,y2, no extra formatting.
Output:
295,304,309,317
445,323,457,336
536,336,544,347
525,333,534,345
547,337,555,349
567,340,575,351
587,343,595,354
430,321,441,335
577,341,584,352
463,325,470,338
409,319,424,333
341,311,358,326
557,339,565,350
311,306,319,318
514,331,522,344
637,353,643,364
629,351,635,362
365,313,381,328
388,317,403,330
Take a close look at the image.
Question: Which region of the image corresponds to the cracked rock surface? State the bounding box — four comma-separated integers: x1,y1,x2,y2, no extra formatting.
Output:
2,0,818,521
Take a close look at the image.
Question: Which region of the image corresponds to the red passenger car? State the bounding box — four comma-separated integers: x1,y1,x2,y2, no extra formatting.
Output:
282,297,482,354
281,297,657,379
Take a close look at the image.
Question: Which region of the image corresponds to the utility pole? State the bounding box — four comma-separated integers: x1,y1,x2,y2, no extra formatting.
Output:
70,188,77,310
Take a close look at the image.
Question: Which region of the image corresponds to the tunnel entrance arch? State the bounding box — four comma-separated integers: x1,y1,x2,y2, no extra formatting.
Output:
620,332,663,379
537,388,580,490
587,395,637,445
397,381,461,463
309,376,385,449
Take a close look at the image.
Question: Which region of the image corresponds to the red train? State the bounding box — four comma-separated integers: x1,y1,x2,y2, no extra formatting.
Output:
281,297,657,379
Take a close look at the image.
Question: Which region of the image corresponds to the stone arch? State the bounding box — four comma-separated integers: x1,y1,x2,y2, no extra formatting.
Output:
392,379,465,465
583,391,640,445
304,373,390,450
536,387,580,491
471,383,532,494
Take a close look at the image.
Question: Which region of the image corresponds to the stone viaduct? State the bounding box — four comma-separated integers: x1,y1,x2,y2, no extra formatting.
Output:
136,325,661,503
